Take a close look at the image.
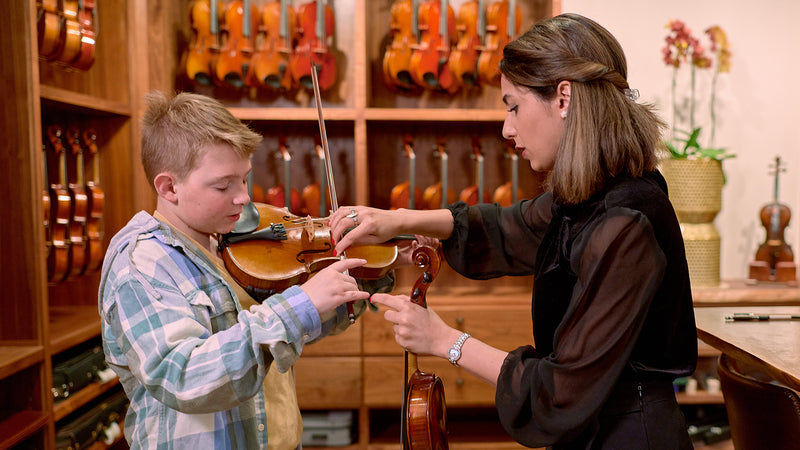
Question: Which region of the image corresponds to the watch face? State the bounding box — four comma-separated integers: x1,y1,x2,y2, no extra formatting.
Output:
449,348,460,360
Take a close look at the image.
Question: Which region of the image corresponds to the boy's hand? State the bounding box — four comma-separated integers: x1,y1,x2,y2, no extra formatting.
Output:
300,258,370,315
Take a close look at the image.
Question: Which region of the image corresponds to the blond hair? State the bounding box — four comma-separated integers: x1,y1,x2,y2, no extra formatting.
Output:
140,91,262,188
500,14,665,204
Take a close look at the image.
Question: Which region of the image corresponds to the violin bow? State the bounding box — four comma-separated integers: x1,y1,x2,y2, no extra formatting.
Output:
310,59,357,323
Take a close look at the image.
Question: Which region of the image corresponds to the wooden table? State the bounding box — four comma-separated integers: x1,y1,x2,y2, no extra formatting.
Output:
694,306,800,390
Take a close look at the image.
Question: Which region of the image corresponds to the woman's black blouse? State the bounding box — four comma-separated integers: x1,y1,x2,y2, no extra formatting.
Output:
442,171,697,447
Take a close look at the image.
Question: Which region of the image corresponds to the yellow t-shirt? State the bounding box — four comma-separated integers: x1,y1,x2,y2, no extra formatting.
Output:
154,211,303,450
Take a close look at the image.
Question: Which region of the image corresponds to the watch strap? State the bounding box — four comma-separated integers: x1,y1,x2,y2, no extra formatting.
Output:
448,332,471,366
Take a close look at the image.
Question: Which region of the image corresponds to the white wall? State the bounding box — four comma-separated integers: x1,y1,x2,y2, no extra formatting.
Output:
562,0,800,280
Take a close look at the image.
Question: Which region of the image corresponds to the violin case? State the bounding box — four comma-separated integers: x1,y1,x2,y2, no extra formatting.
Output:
55,388,128,450
301,410,354,447
52,339,111,399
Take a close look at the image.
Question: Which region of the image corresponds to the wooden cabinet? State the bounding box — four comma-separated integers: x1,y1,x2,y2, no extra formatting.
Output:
0,1,151,448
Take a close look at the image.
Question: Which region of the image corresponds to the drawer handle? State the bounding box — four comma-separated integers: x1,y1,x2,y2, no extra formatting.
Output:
456,378,464,386
455,317,464,326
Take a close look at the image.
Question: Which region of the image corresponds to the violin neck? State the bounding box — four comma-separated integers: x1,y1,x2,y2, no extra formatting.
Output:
283,151,292,211
477,153,485,202
440,151,448,209
510,153,519,203
508,0,517,37
408,151,417,210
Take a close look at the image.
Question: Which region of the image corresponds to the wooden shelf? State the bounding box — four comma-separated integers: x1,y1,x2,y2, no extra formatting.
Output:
0,410,49,449
229,107,357,121
364,108,506,122
39,85,132,116
676,391,725,405
54,377,121,422
0,345,44,380
693,279,800,306
49,305,102,355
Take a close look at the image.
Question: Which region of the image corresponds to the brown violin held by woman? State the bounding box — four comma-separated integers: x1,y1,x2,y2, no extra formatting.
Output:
401,244,448,450
749,156,797,283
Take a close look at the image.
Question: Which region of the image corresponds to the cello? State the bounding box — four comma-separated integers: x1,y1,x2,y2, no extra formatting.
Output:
409,0,458,93
185,0,220,86
422,137,455,210
458,136,489,205
265,136,303,215
251,0,297,90
401,244,448,449
492,139,523,206
215,0,258,87
749,156,796,283
448,0,484,87
390,134,423,210
290,0,337,91
477,0,521,87
382,0,419,91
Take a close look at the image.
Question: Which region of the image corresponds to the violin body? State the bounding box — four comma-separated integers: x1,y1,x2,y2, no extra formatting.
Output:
448,0,483,87
72,0,97,70
290,0,337,90
37,0,62,58
65,127,88,279
409,0,457,92
755,203,794,268
383,0,419,90
477,0,521,87
215,0,258,87
219,203,398,295
251,0,297,90
46,125,72,284
185,0,220,85
83,128,105,274
57,0,83,64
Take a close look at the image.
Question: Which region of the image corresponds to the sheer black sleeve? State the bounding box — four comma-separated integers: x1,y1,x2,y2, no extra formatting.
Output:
495,207,667,446
442,193,553,280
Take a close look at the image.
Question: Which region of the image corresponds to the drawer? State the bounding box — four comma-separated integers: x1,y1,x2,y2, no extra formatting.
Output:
363,304,533,355
364,356,497,407
301,320,362,356
295,356,362,409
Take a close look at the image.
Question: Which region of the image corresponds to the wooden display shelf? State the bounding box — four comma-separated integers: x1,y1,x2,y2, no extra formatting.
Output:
0,410,49,449
229,107,358,122
49,305,102,355
39,85,132,117
364,108,506,122
53,377,121,422
0,345,44,380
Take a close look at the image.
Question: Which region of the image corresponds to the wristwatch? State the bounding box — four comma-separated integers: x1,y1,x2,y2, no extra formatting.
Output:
448,332,471,367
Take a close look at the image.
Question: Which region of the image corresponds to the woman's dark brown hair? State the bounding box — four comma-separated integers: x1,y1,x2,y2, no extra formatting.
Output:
500,13,665,204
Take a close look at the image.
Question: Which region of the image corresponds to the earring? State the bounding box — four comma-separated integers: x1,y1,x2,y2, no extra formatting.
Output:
560,110,567,119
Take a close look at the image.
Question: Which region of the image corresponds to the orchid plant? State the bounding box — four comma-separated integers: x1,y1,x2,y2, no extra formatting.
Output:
662,20,734,161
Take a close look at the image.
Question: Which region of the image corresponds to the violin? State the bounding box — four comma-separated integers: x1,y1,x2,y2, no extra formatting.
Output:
492,139,523,206
42,142,52,261
265,136,303,214
301,142,331,217
401,245,448,450
215,0,258,87
448,0,484,87
251,0,296,90
71,0,97,70
82,128,105,274
289,0,336,90
56,0,82,64
458,136,489,205
422,137,455,210
409,0,458,93
391,134,423,210
185,0,220,86
477,0,521,87
46,125,72,284
382,0,420,91
65,126,89,279
37,0,62,58
752,157,795,282
218,203,399,298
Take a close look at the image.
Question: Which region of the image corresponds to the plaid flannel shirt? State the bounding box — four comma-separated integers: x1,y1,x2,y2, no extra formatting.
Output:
99,211,380,449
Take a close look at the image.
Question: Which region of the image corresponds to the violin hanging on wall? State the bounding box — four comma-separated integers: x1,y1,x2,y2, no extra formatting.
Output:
748,156,797,284
422,137,455,210
492,139,523,207
290,0,337,91
45,125,72,284
250,0,297,90
477,0,521,87
65,126,89,279
383,0,420,91
448,0,484,88
82,128,105,274
265,136,303,215
391,134,423,210
409,0,458,93
185,0,220,85
458,136,489,205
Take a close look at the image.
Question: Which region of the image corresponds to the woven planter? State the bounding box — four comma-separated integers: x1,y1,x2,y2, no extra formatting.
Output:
660,158,724,287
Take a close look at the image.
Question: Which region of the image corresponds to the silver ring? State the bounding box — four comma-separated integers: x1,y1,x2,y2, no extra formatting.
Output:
346,208,358,220
353,216,358,225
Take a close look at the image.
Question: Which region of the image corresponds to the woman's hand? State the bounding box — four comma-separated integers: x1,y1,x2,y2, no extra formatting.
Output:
394,235,440,268
370,293,457,358
329,206,401,254
300,258,370,315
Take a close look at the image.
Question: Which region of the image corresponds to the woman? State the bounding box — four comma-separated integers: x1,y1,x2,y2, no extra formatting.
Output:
330,13,696,449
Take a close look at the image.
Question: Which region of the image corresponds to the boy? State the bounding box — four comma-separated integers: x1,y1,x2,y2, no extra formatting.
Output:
99,91,382,448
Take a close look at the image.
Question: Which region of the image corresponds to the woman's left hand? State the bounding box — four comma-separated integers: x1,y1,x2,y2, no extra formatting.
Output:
370,293,455,357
